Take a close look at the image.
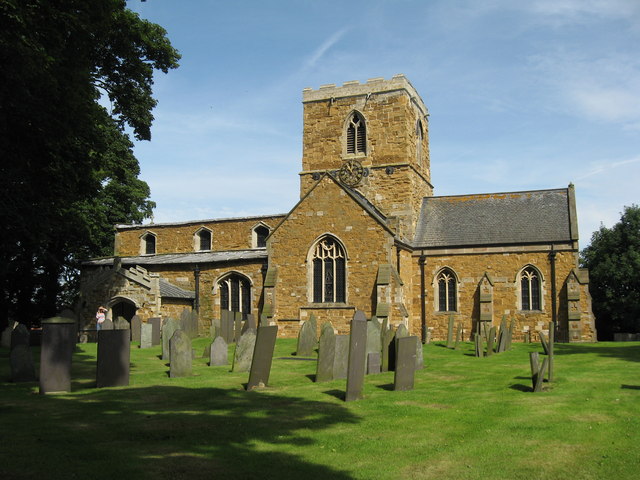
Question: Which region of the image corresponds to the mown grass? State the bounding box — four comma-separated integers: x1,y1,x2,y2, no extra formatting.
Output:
1,338,638,479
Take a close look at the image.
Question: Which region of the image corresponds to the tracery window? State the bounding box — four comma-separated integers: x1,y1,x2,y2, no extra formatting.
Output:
437,268,457,312
520,266,541,311
312,237,346,303
219,273,251,315
346,112,366,155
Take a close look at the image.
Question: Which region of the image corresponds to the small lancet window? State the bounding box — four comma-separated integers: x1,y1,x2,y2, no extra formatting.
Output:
143,233,156,255
254,225,269,248
346,112,366,155
416,120,424,167
197,229,212,251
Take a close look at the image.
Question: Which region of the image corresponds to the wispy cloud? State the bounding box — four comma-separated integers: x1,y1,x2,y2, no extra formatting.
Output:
576,157,640,181
303,28,349,70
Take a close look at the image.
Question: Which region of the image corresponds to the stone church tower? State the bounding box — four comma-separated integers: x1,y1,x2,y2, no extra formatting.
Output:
299,74,433,240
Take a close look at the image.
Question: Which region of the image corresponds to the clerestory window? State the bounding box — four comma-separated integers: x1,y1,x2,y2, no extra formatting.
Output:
520,266,541,311
437,268,457,312
346,112,366,155
253,224,270,248
311,237,346,303
196,229,212,251
141,232,156,255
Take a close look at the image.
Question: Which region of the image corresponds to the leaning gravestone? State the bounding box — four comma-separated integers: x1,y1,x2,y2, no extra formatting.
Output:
140,323,153,349
247,325,279,390
394,336,418,391
131,315,142,343
149,317,162,346
169,330,192,378
97,329,130,388
232,329,257,373
210,336,228,366
162,318,179,362
333,334,350,380
10,344,36,382
39,317,76,394
345,311,368,402
113,316,130,331
296,317,317,357
316,323,336,382
11,323,30,351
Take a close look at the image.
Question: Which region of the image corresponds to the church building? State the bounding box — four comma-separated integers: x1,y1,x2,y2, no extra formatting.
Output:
79,74,596,342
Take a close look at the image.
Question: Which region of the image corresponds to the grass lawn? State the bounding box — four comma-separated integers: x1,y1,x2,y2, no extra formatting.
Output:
1,337,638,479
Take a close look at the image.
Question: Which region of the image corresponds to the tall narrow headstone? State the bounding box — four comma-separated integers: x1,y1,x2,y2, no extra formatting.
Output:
333,335,350,380
381,326,395,372
241,314,257,335
234,311,243,343
149,317,161,346
210,317,220,339
296,318,317,357
389,324,409,371
366,320,382,358
1,325,12,348
446,314,455,348
232,329,257,372
210,336,228,366
10,344,36,382
97,329,130,387
415,337,424,370
162,318,178,361
39,317,76,394
169,330,192,378
10,323,30,351
345,311,368,402
246,325,278,390
316,323,336,382
394,336,417,391
140,323,153,349
131,315,142,343
219,311,233,343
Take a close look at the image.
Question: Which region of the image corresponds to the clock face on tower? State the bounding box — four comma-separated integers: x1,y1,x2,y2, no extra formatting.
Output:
338,159,364,187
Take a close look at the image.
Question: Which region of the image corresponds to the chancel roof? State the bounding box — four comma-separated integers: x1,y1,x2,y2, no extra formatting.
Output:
413,188,575,248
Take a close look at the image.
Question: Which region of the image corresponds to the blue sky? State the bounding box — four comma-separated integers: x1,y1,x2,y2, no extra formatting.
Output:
126,0,640,247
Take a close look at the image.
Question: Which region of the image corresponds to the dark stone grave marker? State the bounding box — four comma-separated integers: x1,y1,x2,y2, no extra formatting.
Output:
97,329,130,388
131,315,142,343
242,314,257,335
11,323,30,351
140,323,153,349
114,316,130,331
232,329,257,372
367,352,381,375
316,322,336,382
149,317,162,346
394,336,417,391
210,336,228,366
296,316,317,357
10,344,36,382
345,311,367,402
233,311,243,343
162,318,178,361
39,317,76,394
381,325,395,372
1,325,12,348
333,334,350,380
169,330,192,378
247,325,278,390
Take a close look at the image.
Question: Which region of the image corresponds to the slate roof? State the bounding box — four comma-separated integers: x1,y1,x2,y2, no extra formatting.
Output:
83,249,268,267
413,188,573,248
159,279,195,299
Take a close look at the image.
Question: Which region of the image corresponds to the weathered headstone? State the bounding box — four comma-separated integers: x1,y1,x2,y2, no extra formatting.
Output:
162,318,178,361
39,317,76,394
232,329,257,372
389,324,409,371
113,316,130,331
1,325,12,348
10,344,36,382
446,314,455,348
529,352,548,392
296,317,317,357
486,326,496,356
180,308,199,339
210,336,228,366
219,311,233,343
149,317,161,346
96,329,130,388
140,323,153,349
11,323,30,351
101,318,114,331
316,323,336,382
345,311,368,402
366,320,382,357
333,334,349,380
241,314,257,335
169,330,192,378
415,337,424,370
131,315,142,343
381,325,395,372
247,325,278,390
394,336,417,391
234,311,243,343
367,352,381,375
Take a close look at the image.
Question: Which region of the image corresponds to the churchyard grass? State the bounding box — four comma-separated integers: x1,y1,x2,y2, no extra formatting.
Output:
1,338,638,479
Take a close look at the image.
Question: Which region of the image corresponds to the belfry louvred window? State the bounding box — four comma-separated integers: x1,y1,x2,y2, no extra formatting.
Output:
346,112,366,155
312,237,346,303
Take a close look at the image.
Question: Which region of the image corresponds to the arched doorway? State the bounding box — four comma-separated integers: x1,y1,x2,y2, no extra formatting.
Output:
109,298,137,322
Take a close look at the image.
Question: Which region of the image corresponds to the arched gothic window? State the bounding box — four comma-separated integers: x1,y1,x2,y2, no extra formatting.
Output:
312,237,346,303
346,112,366,155
142,232,156,255
196,229,212,251
219,273,251,315
520,266,541,311
437,268,457,312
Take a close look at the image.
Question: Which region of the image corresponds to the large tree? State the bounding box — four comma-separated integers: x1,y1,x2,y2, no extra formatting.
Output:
581,205,640,340
0,0,180,327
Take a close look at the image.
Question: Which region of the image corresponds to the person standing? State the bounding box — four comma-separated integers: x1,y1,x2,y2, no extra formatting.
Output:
96,306,107,331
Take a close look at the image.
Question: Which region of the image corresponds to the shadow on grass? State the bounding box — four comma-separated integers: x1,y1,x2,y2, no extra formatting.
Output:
509,383,533,392
621,384,640,390
555,342,640,362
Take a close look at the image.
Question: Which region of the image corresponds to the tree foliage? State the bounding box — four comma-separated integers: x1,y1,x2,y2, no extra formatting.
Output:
0,0,180,327
581,205,640,340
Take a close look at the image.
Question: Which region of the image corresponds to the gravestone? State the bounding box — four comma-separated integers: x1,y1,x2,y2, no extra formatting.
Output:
180,309,199,339
58,308,76,320
366,352,381,375
202,341,212,358
246,325,279,390
366,320,382,358
11,323,30,351
234,311,243,343
101,319,114,331
345,311,368,402
219,311,234,344
388,324,409,371
10,344,36,382
169,330,192,378
97,329,130,388
113,316,130,331
1,325,12,348
140,323,153,349
316,323,336,382
39,317,76,394
162,318,179,361
149,317,161,346
333,335,350,380
210,317,220,339
296,317,317,357
241,314,257,335
210,336,228,366
394,336,418,391
381,325,395,372
232,329,257,372
415,338,424,370
131,315,142,343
